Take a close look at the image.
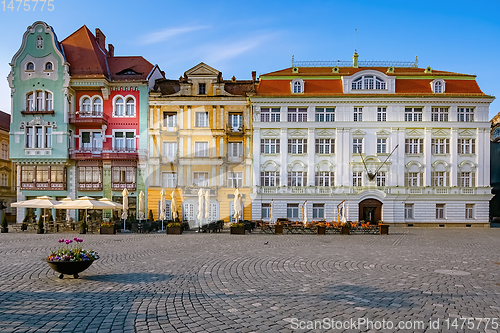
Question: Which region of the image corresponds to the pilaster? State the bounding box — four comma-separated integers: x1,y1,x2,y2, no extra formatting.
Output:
280,128,288,186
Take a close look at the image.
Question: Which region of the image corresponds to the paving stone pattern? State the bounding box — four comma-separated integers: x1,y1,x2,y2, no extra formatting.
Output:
0,229,499,332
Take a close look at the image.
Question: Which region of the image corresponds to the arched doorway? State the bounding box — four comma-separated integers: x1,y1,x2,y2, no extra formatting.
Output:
359,198,383,223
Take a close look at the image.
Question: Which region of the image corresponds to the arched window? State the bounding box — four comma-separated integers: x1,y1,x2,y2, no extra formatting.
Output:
36,91,44,111
125,97,135,116
26,92,34,111
291,79,304,94
45,92,53,111
115,97,124,116
352,75,386,90
45,62,53,71
26,62,34,71
82,97,91,113
433,81,443,93
93,97,102,113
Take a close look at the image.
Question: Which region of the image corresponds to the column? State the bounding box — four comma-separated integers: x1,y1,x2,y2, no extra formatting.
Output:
334,128,340,187
424,128,432,186
186,165,191,186
397,128,406,186
177,165,183,186
212,106,217,129
187,106,192,129
178,105,183,128
307,128,315,186
187,137,191,157
342,129,351,186
253,129,260,188
280,128,288,186
450,128,458,186
211,165,216,186
157,107,161,130
149,107,154,129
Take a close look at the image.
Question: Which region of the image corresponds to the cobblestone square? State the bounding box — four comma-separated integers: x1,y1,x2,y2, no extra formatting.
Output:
0,228,499,332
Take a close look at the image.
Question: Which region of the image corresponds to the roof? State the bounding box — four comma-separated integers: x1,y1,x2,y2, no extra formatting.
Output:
0,111,10,132
256,66,488,97
154,78,255,97
108,56,153,81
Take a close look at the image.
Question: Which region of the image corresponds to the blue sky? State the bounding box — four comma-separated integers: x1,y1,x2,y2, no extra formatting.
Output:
0,0,498,118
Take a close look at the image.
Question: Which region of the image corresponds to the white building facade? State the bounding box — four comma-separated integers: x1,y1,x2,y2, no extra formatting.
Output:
250,58,494,226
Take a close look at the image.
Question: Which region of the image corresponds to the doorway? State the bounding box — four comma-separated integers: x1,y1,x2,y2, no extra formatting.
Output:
358,199,383,223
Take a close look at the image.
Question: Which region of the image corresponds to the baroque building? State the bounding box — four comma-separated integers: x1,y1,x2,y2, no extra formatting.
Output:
250,54,494,226
148,63,255,226
0,111,16,221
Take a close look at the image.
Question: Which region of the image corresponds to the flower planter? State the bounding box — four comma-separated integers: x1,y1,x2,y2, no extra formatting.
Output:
274,224,283,234
317,226,326,235
79,227,86,234
1,227,8,233
100,226,115,234
379,224,389,235
167,226,183,234
340,226,350,235
36,228,44,234
46,260,95,279
230,226,245,235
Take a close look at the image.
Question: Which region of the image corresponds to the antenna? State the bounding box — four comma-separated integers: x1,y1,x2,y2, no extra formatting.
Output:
354,29,357,52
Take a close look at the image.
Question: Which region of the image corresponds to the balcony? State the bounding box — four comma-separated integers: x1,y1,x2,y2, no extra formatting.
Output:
70,147,139,160
435,188,449,194
226,124,245,136
111,182,136,191
21,109,54,116
21,181,66,190
69,111,108,125
78,183,103,191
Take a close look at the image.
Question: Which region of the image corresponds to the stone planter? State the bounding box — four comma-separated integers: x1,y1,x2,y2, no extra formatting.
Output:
230,227,245,235
379,224,389,235
47,260,95,279
36,228,44,234
274,224,284,234
317,226,326,235
167,226,183,234
340,226,350,235
100,226,115,234
1,227,8,233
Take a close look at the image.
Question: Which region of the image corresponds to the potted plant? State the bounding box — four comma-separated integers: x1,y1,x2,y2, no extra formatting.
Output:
166,222,182,235
378,220,389,235
1,213,8,233
21,214,29,231
341,221,351,235
148,210,154,222
230,222,245,235
46,238,99,279
317,222,326,235
37,215,44,234
274,222,284,234
79,217,87,235
100,221,115,234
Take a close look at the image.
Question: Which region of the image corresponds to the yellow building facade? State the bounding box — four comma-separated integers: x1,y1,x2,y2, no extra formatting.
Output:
147,63,255,227
0,111,16,221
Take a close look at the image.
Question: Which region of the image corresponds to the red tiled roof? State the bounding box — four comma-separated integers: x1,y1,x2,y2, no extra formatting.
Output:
262,67,471,77
108,56,153,81
0,111,10,132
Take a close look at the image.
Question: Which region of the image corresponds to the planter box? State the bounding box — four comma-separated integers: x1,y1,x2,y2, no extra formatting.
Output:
100,226,115,234
230,227,245,235
340,226,350,235
167,226,183,235
317,226,326,235
274,224,283,234
379,224,389,235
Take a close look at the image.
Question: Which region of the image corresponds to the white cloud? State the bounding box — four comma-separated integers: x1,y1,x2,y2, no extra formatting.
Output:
141,25,210,45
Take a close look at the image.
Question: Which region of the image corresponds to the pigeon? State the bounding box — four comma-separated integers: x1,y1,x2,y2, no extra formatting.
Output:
264,241,269,245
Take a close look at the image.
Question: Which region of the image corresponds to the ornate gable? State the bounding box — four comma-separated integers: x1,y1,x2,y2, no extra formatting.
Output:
185,62,219,77
316,129,334,137
262,129,280,137
406,128,423,137
288,129,307,138
352,129,366,137
432,128,450,137
458,128,475,137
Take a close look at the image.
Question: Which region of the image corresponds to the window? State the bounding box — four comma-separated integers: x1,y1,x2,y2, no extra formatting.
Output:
436,204,445,219
260,171,280,186
292,80,303,93
125,98,135,116
353,172,362,187
162,172,177,188
21,166,35,182
162,142,177,161
25,91,52,112
36,166,49,182
194,142,209,157
351,75,386,90
315,172,334,187
163,112,177,128
457,107,474,122
81,132,103,150
431,139,449,154
431,171,449,187
228,142,243,158
287,107,307,122
261,107,280,122
36,91,44,111
26,62,35,71
288,139,307,154
45,127,52,148
79,166,102,185
229,113,243,130
405,139,423,154
406,172,423,187
45,92,52,111
0,143,8,160
45,62,53,71
377,107,387,121
352,139,363,154
261,203,270,219
315,108,335,122
82,98,91,112
287,203,299,219
261,139,280,154
405,108,423,121
35,127,43,148
26,92,34,111
26,127,34,148
404,204,414,219
114,132,124,150
195,112,209,127
433,81,443,93
193,172,209,186
288,172,307,187
315,139,335,154
183,203,195,221
51,166,65,183
354,107,363,122
36,36,43,49
376,172,386,187
377,139,387,154
313,204,324,219
228,172,243,188
126,133,134,150
198,83,206,95
0,173,7,187
458,139,475,154
112,166,136,184
459,172,475,187
465,204,474,219
431,107,448,122
114,98,124,116
93,97,102,113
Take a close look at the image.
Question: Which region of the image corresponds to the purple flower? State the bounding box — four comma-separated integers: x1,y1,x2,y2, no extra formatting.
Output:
58,239,64,243
74,237,78,241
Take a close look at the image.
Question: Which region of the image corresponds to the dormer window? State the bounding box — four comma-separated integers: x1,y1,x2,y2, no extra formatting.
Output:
45,62,53,71
431,79,446,93
351,75,386,90
198,83,206,95
291,78,304,94
26,62,34,71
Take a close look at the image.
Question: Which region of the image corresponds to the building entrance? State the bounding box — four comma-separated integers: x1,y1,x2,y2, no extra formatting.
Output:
358,199,382,223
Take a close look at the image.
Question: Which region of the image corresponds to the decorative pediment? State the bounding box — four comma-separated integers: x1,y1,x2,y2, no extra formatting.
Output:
316,160,334,172
288,129,307,138
27,117,50,126
288,160,307,172
316,129,334,137
351,129,365,137
406,128,423,137
458,129,475,138
262,129,280,137
432,128,449,137
262,160,280,172
376,129,391,137
458,160,476,171
405,161,423,172
185,62,219,77
432,160,450,172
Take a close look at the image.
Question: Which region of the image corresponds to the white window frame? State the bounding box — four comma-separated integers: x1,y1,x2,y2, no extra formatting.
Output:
315,171,334,187
459,172,475,187
195,112,209,127
228,142,243,158
193,172,209,187
228,172,243,188
436,204,445,219
229,113,243,130
352,138,363,154
261,139,280,154
287,203,299,219
354,107,363,122
163,112,178,129
162,172,177,188
194,141,209,157
312,203,324,219
405,138,423,154
457,107,474,122
431,139,449,154
288,138,307,154
287,107,307,122
377,138,387,154
315,107,335,122
465,204,474,219
432,171,449,187
376,172,386,187
377,107,387,121
260,171,280,186
405,107,423,122
315,138,334,154
353,172,362,187
162,141,178,161
288,171,307,187
351,75,386,90
431,79,446,93
291,78,304,94
260,107,280,122
113,95,136,117
458,139,476,155
404,203,414,219
406,172,423,187
431,107,448,122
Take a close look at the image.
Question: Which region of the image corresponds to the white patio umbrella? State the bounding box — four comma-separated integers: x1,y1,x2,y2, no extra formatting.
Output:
340,200,347,224
121,188,129,231
138,191,145,220
302,200,308,225
159,188,167,231
97,198,122,210
55,196,120,229
204,189,210,220
11,196,61,228
197,188,204,226
170,191,177,221
233,188,242,222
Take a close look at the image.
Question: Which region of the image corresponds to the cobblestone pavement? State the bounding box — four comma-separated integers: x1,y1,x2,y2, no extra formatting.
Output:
0,228,499,333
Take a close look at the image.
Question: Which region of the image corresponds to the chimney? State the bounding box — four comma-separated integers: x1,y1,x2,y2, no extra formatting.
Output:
95,28,106,51
252,71,256,82
108,44,114,57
